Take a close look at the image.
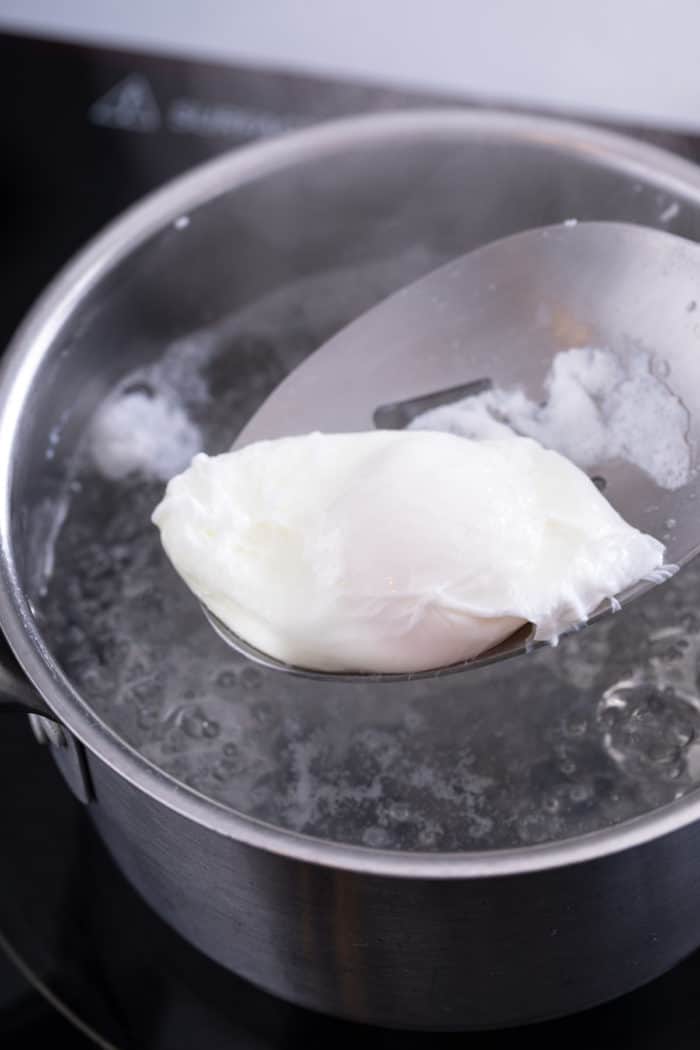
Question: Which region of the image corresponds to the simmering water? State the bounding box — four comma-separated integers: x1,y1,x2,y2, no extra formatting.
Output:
36,266,700,853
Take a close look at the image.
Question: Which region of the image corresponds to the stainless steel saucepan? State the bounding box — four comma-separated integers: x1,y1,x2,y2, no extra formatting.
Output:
3,110,700,1030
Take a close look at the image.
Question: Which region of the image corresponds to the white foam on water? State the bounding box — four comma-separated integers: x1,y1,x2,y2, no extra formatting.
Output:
87,330,214,482
90,390,202,482
410,347,692,491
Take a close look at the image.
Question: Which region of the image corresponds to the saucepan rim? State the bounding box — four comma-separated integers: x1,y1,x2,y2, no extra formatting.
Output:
2,107,700,879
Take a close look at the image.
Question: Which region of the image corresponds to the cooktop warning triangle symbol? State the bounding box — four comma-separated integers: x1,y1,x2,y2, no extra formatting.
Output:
89,74,161,132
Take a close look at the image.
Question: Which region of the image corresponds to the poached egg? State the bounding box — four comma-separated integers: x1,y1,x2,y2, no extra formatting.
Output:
152,430,665,673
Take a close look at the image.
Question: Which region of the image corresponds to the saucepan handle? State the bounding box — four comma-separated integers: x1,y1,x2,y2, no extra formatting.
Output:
0,635,92,801
0,635,58,720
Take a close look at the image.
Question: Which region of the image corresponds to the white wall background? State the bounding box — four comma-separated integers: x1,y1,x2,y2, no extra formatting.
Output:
2,0,700,131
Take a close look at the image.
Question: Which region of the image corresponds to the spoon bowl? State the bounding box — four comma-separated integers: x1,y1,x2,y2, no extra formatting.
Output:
207,221,700,680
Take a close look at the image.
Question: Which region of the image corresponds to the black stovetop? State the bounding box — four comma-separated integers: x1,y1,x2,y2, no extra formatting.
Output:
3,29,700,1048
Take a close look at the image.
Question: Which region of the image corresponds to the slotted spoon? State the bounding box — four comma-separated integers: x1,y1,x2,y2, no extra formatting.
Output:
203,221,700,681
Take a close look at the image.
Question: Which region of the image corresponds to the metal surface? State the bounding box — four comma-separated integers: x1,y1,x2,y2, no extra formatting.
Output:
203,603,537,681
0,634,92,804
26,714,94,805
86,749,700,1030
0,643,93,802
5,110,700,1026
222,221,700,680
0,637,52,718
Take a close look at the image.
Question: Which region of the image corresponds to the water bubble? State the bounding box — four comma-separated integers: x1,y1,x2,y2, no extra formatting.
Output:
247,783,272,807
137,708,159,731
253,702,272,724
388,802,411,822
212,754,242,781
518,814,553,844
129,680,164,705
77,666,116,700
240,667,263,690
568,783,593,803
216,670,237,689
123,380,156,399
468,814,494,839
562,717,587,739
417,824,442,848
648,627,690,665
598,679,700,783
179,706,220,740
161,730,187,755
363,826,390,848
